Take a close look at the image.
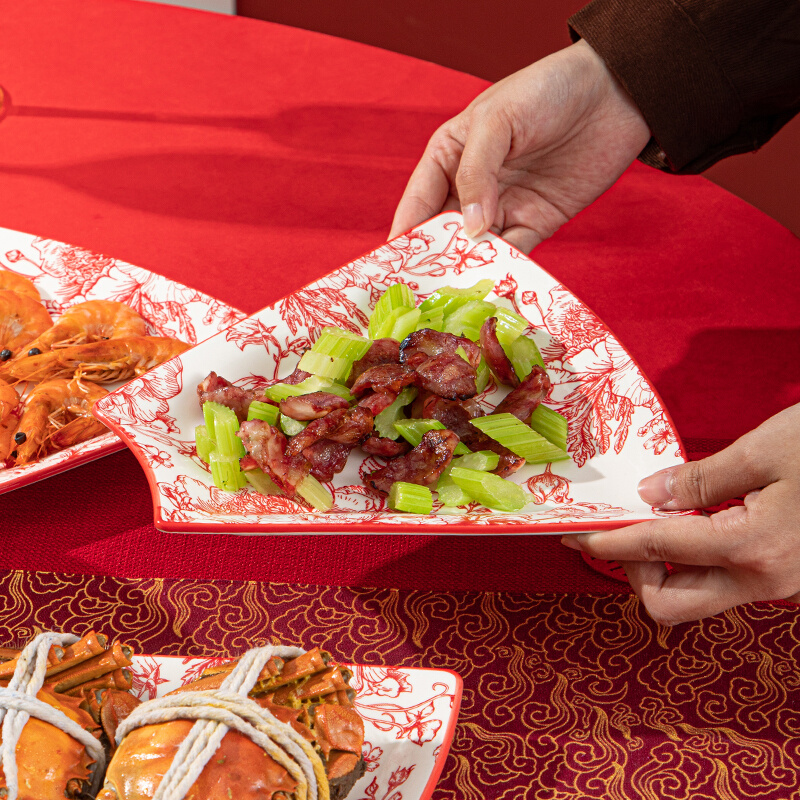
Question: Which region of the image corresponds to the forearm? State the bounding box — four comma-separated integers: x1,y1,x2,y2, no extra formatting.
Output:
569,0,800,173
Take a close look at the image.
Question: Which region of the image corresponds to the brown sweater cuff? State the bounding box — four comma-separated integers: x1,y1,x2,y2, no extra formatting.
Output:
569,0,744,173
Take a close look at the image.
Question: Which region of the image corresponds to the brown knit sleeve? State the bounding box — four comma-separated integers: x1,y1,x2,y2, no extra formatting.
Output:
568,0,800,174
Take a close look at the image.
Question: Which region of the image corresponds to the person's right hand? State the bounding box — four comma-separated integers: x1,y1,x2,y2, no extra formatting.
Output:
390,39,652,253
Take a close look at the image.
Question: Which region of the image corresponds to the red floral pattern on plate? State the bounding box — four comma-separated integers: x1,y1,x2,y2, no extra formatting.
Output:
126,654,461,800
94,212,689,534
0,228,243,495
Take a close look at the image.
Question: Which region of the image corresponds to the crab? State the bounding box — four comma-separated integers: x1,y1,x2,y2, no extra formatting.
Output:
98,646,366,800
0,631,140,800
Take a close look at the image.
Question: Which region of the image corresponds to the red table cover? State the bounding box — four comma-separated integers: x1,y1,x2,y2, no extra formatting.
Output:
1,3,800,797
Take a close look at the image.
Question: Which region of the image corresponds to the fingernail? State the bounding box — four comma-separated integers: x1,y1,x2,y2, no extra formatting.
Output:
462,203,484,237
561,535,583,552
637,467,676,507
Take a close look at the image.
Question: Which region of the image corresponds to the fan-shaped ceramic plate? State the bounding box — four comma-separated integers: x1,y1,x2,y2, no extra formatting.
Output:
94,212,688,533
0,228,243,495
128,654,461,800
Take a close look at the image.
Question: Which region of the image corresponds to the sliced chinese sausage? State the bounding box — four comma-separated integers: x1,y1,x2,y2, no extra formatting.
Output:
480,317,518,388
367,429,459,494
494,365,551,424
280,392,351,420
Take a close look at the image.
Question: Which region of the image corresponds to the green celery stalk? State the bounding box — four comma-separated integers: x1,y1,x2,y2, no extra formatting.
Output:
449,466,528,512
368,283,416,338
209,453,246,492
393,419,470,455
509,335,545,380
296,474,334,511
443,300,496,341
388,482,433,514
244,469,282,495
311,328,372,361
247,400,280,426
452,450,499,471
388,307,421,342
266,376,353,404
371,305,413,339
530,405,568,452
493,308,529,349
202,401,245,458
194,424,215,464
416,306,445,332
373,386,418,439
475,357,491,393
436,478,472,507
298,350,352,382
418,279,495,315
280,416,308,437
470,413,570,464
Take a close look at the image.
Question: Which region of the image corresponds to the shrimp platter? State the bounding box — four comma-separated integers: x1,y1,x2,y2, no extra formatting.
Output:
0,271,190,471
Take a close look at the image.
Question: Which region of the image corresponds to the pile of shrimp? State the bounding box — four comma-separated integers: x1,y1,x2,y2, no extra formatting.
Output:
0,269,190,467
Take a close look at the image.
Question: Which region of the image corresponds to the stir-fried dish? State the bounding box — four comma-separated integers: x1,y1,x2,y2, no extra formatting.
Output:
196,280,570,514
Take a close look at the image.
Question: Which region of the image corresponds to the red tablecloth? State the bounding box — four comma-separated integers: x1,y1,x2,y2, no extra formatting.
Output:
3,4,800,798
1,0,799,592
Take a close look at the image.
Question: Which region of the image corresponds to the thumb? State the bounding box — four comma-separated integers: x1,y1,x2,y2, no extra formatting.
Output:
455,112,510,237
638,434,772,511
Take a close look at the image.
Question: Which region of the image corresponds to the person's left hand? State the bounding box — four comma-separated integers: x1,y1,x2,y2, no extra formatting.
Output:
561,403,800,625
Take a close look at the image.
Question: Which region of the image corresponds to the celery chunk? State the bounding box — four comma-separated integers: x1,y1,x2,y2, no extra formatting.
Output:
449,466,527,512
296,474,334,512
530,405,568,452
244,469,282,496
389,307,421,342
416,306,445,332
368,283,416,339
194,424,215,464
443,300,496,341
509,335,545,380
202,401,245,459
393,419,470,455
388,482,433,514
436,473,473,507
209,453,246,492
493,308,529,349
280,416,308,437
246,400,279,426
311,328,372,361
266,376,353,404
470,413,570,464
452,450,500,471
475,357,492,394
298,350,352,382
419,279,495,315
373,386,418,439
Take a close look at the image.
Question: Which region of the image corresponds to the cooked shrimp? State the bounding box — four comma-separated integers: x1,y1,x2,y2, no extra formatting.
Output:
0,270,40,301
0,415,18,462
3,336,191,384
13,378,109,465
21,299,147,354
0,378,19,419
0,290,53,360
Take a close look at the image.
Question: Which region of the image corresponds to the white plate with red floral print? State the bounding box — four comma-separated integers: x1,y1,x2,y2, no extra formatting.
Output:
94,211,688,534
130,654,461,800
0,228,243,495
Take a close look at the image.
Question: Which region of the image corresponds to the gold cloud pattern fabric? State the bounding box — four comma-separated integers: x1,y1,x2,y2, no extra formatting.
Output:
1,570,799,799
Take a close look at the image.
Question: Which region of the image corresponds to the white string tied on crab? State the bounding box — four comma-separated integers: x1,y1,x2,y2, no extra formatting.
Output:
0,632,106,800
112,645,330,800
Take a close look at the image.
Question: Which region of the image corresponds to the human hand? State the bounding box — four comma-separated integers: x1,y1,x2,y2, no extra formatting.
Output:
562,403,800,625
390,39,651,252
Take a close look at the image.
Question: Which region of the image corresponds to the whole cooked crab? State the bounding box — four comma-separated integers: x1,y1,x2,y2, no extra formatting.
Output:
0,631,140,800
98,645,365,800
